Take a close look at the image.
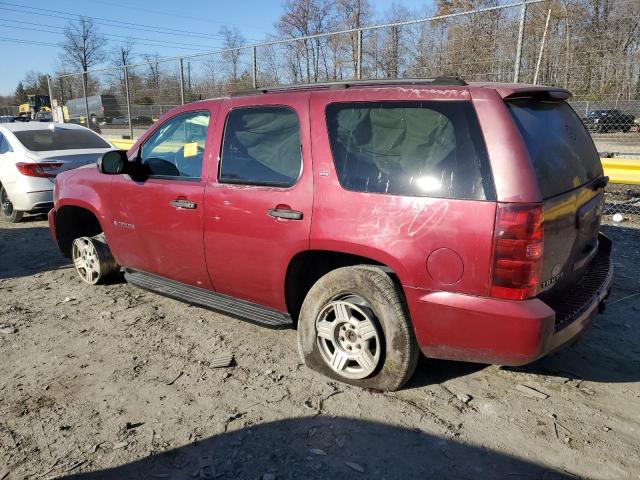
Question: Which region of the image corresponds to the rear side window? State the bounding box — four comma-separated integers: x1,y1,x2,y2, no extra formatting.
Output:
13,127,110,151
325,101,493,200
219,106,301,187
0,133,12,154
506,100,602,198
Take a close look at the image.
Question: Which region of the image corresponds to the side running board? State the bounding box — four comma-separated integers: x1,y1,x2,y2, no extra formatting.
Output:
125,269,293,328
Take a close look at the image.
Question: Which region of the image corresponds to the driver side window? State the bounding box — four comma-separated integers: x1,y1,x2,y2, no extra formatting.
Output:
139,111,210,179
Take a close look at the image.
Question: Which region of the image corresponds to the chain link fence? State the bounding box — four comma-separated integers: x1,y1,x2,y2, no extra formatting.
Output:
38,0,640,224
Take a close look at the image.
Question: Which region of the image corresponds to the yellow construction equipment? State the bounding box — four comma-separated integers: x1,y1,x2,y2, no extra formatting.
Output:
17,95,51,119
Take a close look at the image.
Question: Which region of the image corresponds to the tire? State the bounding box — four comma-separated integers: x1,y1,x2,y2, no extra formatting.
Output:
0,185,23,223
297,266,419,392
71,234,119,285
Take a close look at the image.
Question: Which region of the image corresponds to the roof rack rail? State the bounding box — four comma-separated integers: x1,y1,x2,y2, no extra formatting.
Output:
230,76,467,97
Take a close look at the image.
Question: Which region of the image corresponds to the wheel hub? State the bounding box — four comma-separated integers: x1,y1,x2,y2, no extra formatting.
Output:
315,294,382,380
72,237,101,284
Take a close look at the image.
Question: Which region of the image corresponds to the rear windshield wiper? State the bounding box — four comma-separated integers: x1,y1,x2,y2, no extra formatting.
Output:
590,176,609,190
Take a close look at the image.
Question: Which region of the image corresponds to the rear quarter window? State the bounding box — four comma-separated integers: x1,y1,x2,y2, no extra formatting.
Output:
506,99,602,198
325,101,493,200
13,127,110,151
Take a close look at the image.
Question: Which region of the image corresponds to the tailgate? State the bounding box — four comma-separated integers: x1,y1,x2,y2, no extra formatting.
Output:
538,181,605,300
505,96,606,300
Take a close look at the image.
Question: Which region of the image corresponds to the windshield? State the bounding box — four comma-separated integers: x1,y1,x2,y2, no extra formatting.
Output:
507,99,602,198
13,127,110,151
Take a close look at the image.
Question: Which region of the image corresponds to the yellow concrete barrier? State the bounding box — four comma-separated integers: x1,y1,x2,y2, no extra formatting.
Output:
109,138,136,150
601,158,640,185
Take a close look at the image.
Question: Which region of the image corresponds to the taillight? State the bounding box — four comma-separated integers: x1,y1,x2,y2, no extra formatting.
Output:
490,203,544,301
16,162,63,178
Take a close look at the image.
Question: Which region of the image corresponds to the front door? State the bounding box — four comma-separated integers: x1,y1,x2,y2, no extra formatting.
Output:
203,93,313,311
108,108,217,289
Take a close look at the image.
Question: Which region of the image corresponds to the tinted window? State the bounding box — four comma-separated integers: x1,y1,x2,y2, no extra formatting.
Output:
219,106,301,187
325,102,492,200
13,127,110,151
139,111,210,178
507,100,602,198
0,134,12,154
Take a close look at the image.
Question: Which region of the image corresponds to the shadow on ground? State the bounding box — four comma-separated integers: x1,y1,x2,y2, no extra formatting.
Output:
0,226,69,279
63,417,573,480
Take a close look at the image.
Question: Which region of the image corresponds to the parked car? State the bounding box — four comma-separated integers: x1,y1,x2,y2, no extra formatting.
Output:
110,115,129,125
132,115,154,126
0,122,114,223
34,111,53,122
48,79,613,391
582,109,635,132
108,115,154,126
0,115,14,123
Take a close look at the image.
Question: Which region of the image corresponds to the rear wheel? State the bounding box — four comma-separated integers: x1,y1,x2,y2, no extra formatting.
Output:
0,185,23,223
71,235,119,285
297,266,419,392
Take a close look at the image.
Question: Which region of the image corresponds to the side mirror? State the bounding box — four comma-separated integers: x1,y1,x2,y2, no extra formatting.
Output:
97,150,128,175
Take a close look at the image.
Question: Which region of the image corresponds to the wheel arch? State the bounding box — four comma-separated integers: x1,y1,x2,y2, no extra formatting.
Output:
54,204,104,257
284,249,405,324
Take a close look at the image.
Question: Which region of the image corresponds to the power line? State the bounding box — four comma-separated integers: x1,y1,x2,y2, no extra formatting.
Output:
0,19,220,51
0,3,260,43
91,0,265,33
0,35,59,47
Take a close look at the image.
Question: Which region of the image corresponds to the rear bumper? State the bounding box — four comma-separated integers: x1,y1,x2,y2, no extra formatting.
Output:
3,186,53,212
406,235,613,365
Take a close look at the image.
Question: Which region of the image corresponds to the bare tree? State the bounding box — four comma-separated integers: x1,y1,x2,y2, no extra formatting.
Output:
335,0,372,76
60,17,106,123
143,53,162,91
110,41,135,96
277,0,334,82
61,17,107,72
219,26,246,84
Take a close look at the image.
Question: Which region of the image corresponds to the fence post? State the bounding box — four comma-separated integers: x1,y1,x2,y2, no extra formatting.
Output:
82,71,90,128
46,75,54,120
533,8,552,85
252,46,258,89
124,65,134,140
179,58,186,105
356,29,363,80
513,0,528,83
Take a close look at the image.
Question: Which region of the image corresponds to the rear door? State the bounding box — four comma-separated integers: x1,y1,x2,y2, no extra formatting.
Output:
202,92,313,311
506,98,605,299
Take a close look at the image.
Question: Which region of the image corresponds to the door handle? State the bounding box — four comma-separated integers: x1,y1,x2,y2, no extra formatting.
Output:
170,199,197,209
267,208,303,220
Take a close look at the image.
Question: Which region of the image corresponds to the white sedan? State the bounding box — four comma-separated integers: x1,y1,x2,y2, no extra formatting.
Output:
0,122,114,223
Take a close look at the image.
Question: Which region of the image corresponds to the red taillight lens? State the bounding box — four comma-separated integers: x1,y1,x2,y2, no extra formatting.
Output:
16,162,63,178
490,203,544,301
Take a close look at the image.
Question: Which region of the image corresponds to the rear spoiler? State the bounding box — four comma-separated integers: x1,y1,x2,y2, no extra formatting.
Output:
502,88,572,102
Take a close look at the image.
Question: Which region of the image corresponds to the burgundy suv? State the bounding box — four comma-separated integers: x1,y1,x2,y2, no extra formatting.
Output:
48,78,613,391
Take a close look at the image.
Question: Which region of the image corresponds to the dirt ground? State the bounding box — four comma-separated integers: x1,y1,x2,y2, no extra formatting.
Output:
0,218,639,480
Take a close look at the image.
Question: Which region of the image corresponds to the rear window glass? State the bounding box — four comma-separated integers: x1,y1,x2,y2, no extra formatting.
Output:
506,100,602,198
14,127,110,151
325,101,493,200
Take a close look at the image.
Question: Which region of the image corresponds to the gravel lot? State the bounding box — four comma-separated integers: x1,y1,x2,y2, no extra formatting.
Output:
0,219,639,480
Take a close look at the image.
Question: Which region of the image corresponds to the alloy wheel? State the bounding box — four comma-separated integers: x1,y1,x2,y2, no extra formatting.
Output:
72,237,103,284
315,294,382,380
